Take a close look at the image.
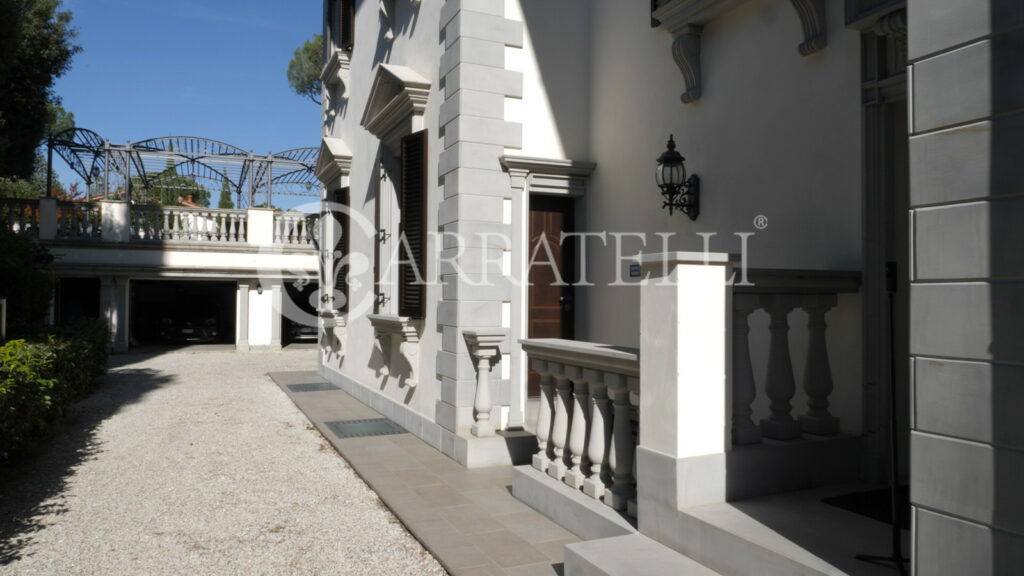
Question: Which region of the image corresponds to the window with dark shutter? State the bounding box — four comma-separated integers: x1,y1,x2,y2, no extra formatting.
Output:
399,130,427,319
341,0,355,51
332,187,350,313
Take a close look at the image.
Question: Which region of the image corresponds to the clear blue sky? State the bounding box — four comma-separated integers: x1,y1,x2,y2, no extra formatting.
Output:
53,0,322,204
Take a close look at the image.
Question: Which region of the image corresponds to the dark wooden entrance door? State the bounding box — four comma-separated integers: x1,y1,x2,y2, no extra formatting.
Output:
527,195,575,396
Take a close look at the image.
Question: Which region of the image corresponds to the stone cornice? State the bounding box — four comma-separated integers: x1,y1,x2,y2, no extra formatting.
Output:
315,136,353,186
500,155,596,197
360,64,431,155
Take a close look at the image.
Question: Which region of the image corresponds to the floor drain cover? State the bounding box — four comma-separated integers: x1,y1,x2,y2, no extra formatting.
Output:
325,418,405,439
287,382,339,392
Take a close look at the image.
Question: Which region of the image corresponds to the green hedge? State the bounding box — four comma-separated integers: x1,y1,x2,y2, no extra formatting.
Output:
0,319,109,459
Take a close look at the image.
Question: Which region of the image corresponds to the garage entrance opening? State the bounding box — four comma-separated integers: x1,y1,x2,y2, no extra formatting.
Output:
56,277,101,325
131,280,236,347
283,281,319,345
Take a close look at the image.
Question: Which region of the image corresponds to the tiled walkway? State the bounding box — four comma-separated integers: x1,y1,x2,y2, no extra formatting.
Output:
270,371,578,576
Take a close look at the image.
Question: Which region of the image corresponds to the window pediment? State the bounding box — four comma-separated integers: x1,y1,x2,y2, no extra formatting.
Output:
360,64,431,155
315,136,353,187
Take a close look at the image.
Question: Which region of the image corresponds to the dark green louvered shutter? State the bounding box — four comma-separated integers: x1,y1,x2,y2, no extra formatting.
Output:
399,130,427,319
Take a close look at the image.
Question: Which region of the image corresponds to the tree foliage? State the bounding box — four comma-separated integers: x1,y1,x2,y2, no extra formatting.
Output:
0,104,74,199
218,176,234,209
287,34,323,106
0,0,80,179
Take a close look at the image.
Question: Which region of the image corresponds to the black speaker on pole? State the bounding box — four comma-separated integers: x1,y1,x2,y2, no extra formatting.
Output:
856,261,909,574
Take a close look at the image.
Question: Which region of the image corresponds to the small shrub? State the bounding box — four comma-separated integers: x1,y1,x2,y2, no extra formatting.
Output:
0,318,109,459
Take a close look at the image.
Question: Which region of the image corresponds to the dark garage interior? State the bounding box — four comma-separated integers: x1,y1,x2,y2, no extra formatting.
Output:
131,280,236,347
283,280,319,345
56,277,101,325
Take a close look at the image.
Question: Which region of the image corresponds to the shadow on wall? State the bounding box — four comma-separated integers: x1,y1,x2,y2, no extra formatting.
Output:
987,4,1024,571
0,360,173,565
371,0,420,67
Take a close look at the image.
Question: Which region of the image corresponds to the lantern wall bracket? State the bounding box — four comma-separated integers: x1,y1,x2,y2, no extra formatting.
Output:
663,175,700,220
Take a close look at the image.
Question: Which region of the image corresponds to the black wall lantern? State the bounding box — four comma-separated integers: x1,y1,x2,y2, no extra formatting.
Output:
656,135,699,220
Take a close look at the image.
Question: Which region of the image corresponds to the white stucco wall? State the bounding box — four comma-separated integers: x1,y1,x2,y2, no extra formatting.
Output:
321,0,445,423
581,0,862,349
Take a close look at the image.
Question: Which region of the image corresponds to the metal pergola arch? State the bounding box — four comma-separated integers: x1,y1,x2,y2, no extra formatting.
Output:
47,130,320,209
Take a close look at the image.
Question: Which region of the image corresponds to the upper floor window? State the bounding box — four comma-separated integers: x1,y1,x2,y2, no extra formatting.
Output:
329,0,355,53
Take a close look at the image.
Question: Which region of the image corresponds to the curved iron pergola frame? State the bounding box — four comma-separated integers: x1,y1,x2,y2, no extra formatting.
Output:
47,129,320,209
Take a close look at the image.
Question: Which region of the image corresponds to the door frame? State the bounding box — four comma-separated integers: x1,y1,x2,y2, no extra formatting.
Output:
503,156,594,430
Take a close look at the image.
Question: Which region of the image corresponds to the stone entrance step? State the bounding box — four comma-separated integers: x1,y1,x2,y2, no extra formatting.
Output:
566,534,722,576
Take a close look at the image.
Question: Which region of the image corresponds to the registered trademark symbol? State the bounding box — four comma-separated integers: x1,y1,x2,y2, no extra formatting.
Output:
753,215,768,230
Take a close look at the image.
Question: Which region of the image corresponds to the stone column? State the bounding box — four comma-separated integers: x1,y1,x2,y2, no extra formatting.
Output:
270,282,283,349
237,282,250,351
635,252,733,528
101,201,131,243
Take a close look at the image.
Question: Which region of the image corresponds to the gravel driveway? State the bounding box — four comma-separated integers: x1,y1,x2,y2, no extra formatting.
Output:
0,348,446,576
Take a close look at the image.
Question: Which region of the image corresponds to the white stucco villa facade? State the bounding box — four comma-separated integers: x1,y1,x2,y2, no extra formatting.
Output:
308,0,1021,574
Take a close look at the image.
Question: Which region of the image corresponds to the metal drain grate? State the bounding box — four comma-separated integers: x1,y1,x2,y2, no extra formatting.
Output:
287,382,340,393
325,418,405,439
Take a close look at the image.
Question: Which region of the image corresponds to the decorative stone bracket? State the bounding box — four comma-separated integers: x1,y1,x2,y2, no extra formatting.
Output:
652,0,827,103
463,329,508,438
320,48,351,110
368,313,420,387
791,0,827,56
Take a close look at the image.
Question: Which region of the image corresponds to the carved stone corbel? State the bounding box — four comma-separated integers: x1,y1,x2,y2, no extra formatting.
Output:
671,25,703,104
790,0,827,55
368,313,420,387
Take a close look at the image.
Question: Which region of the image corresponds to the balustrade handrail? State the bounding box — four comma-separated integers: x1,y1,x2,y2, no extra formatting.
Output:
519,338,639,377
736,268,861,294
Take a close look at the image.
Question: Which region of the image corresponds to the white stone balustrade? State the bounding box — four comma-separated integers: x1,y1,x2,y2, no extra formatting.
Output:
56,202,102,239
131,206,249,243
274,212,318,245
731,270,860,444
463,329,508,438
0,198,40,237
520,338,640,511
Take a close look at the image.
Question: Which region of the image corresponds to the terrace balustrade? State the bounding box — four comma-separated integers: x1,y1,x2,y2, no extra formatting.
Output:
521,339,640,516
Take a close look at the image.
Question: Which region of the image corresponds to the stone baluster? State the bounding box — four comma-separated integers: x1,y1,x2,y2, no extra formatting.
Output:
218,214,227,242
605,374,635,510
533,360,555,473
239,215,247,242
564,370,592,489
160,210,169,240
799,294,840,435
170,210,180,240
464,329,505,438
547,363,575,481
71,206,81,237
732,294,762,445
274,215,283,244
760,295,802,440
583,370,611,499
